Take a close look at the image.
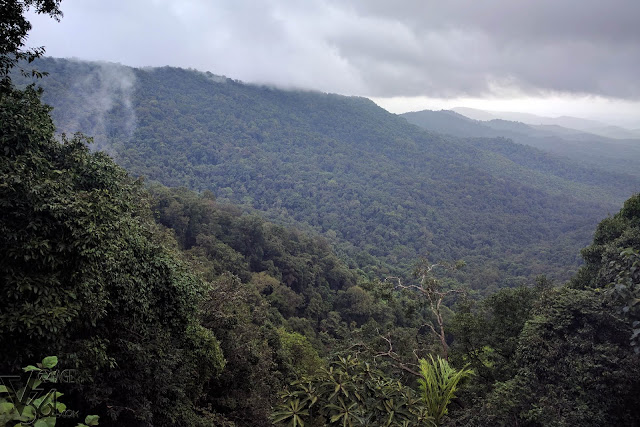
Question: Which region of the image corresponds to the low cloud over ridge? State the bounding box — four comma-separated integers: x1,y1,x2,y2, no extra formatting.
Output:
27,0,640,101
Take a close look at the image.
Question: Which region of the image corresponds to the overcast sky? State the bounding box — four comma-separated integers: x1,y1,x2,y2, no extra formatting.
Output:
27,0,640,127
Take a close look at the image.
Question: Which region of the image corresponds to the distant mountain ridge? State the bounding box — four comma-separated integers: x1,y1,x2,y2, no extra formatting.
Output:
401,109,640,178
14,57,640,289
451,107,640,139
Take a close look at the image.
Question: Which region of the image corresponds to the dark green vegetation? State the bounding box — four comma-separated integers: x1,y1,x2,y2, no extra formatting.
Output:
1,85,225,425
3,83,639,427
15,57,640,290
3,4,640,426
272,355,436,426
0,356,100,426
272,354,472,426
0,81,475,425
445,195,640,426
0,0,61,91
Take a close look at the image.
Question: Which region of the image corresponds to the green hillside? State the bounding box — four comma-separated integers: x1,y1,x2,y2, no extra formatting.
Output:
4,80,640,427
402,109,640,177
4,56,640,427
16,58,640,289
4,4,640,426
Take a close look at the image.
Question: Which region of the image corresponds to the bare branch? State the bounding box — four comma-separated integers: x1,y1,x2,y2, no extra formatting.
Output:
385,261,467,361
373,335,421,377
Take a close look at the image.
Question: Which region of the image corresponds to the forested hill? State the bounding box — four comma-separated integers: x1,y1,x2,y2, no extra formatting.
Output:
17,57,640,289
401,109,640,178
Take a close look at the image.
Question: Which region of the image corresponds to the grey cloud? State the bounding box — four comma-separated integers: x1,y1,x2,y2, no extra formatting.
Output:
330,0,640,98
26,0,640,99
346,0,639,45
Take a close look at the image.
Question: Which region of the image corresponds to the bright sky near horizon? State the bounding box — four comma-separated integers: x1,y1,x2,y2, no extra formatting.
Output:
26,0,640,128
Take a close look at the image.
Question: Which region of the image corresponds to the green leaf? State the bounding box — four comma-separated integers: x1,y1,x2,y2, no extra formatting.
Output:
0,385,8,394
84,415,99,426
34,418,55,427
271,413,293,423
0,401,15,414
330,413,343,423
41,357,58,369
23,365,41,372
20,404,36,421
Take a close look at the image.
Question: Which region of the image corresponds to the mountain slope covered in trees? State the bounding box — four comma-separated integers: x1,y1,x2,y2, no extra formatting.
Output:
3,13,640,423
0,81,480,425
3,4,640,427
401,109,640,177
15,58,640,290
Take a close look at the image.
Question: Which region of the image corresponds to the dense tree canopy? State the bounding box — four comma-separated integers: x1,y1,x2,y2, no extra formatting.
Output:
17,58,639,291
0,85,225,425
472,288,640,426
3,6,640,425
447,199,640,426
402,109,640,179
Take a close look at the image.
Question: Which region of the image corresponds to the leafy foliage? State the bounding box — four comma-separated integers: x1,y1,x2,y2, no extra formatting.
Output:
0,85,224,425
0,356,98,427
571,193,640,290
472,288,640,427
570,193,640,351
0,0,61,91
273,355,436,427
418,355,472,426
147,186,413,424
449,282,546,399
16,58,633,290
149,184,358,296
445,198,640,426
609,248,640,352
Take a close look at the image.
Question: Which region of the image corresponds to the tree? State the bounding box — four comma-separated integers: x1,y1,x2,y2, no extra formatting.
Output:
449,284,543,396
418,355,473,426
570,193,640,352
390,259,465,360
1,4,228,423
0,80,225,426
570,193,640,291
0,0,62,90
273,355,435,427
475,288,640,426
609,247,640,352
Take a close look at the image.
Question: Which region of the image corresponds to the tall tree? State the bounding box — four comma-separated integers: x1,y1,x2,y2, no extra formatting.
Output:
0,80,226,425
1,5,226,423
0,0,62,90
475,288,640,427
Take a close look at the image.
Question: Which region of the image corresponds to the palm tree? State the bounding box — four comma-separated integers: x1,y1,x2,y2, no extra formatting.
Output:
418,355,473,425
